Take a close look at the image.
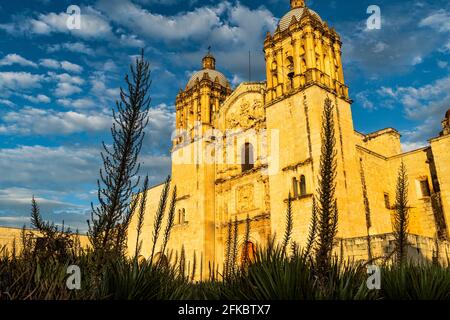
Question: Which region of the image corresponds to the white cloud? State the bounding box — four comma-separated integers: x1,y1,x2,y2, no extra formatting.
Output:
96,0,276,79
0,99,15,107
0,72,44,90
118,34,145,47
356,91,375,110
54,82,82,97
47,72,84,97
97,0,225,42
0,107,112,135
339,5,450,76
47,42,95,56
48,72,84,85
40,59,83,73
419,10,450,33
61,61,83,73
401,141,427,153
378,76,450,144
89,72,119,102
0,146,100,187
57,98,97,109
23,94,51,103
40,58,60,69
0,54,37,68
438,60,448,69
0,6,113,39
0,144,171,231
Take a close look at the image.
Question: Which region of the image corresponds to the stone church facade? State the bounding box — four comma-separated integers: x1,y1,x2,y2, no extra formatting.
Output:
127,0,450,275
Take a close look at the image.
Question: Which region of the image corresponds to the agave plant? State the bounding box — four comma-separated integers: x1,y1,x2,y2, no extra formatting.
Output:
381,263,450,300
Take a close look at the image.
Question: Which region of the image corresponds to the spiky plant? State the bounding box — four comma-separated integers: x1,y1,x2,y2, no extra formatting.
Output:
191,251,197,281
304,197,318,259
230,217,239,277
179,245,186,279
224,219,233,279
29,196,74,261
159,185,177,259
149,176,171,265
88,49,151,260
315,97,339,279
241,215,251,268
282,193,293,256
134,175,149,258
393,162,410,265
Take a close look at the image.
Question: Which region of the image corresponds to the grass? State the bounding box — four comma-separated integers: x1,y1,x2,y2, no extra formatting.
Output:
2,239,450,300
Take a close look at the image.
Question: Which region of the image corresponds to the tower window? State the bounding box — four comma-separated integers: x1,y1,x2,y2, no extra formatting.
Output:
241,143,254,172
384,193,390,209
177,209,186,224
292,177,299,198
420,179,431,197
286,56,294,90
300,175,307,196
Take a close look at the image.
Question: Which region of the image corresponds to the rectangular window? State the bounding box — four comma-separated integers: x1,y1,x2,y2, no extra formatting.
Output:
420,179,431,197
384,193,390,209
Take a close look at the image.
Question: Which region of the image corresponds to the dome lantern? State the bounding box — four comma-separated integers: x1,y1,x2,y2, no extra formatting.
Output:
202,53,216,70
291,0,305,9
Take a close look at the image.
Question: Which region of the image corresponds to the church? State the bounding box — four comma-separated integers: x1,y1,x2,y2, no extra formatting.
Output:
127,0,450,275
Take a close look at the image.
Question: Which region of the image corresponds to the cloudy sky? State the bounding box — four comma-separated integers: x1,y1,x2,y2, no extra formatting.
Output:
0,0,449,232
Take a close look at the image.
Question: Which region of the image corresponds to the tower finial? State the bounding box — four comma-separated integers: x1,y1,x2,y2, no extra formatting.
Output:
290,0,305,9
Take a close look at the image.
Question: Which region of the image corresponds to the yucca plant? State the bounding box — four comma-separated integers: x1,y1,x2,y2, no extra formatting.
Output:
99,257,190,300
381,263,450,300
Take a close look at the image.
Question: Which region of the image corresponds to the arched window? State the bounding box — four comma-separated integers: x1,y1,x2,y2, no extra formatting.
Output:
241,143,254,172
181,208,186,224
324,54,331,76
286,56,294,90
241,241,257,265
292,177,299,198
177,209,182,224
300,175,307,196
153,252,169,267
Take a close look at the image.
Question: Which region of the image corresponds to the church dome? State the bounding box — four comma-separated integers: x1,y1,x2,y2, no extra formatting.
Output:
186,53,229,90
186,69,229,90
278,6,322,32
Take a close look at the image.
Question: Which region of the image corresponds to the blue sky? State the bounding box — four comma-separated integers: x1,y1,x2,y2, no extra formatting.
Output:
0,0,449,232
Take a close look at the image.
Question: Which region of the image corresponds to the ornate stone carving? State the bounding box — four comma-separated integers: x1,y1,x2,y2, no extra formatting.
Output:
236,184,254,212
226,99,264,129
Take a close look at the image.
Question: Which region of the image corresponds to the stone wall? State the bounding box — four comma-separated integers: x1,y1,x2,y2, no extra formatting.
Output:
337,233,450,266
0,226,90,255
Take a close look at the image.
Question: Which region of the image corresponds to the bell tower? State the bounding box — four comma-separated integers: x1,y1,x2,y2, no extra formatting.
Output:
174,52,232,146
265,1,368,246
264,1,348,103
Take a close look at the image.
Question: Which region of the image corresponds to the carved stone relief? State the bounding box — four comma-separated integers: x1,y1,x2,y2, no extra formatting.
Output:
236,184,254,212
226,99,264,129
